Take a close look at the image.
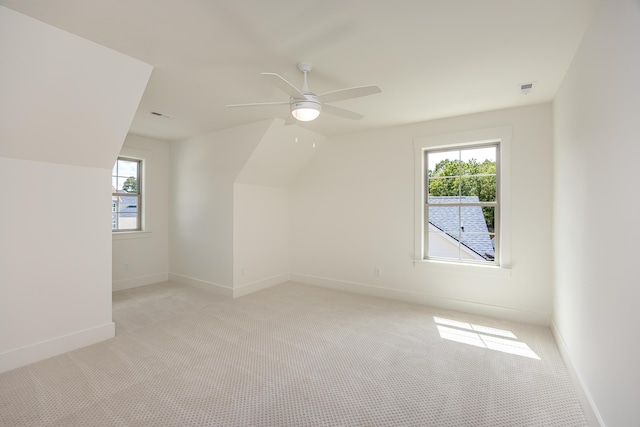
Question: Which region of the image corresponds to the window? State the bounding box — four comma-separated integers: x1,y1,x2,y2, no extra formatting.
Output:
414,126,511,267
426,145,498,264
112,157,141,231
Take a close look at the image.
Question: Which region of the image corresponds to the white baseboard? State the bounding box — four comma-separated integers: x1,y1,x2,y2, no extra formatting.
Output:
290,273,551,325
0,322,115,374
551,320,604,427
112,272,169,291
169,273,233,298
234,273,290,298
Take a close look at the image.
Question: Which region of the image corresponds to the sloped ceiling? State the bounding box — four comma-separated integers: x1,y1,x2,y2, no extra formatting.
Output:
0,0,598,141
0,6,152,168
235,119,325,188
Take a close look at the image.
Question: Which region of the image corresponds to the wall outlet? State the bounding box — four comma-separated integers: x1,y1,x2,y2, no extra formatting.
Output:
240,267,245,276
375,267,382,277
123,263,130,271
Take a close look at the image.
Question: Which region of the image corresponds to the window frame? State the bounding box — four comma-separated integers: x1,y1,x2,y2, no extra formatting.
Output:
112,156,142,232
425,143,500,265
414,126,511,268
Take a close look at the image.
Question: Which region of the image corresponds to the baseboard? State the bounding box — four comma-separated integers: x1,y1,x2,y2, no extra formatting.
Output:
551,320,604,427
0,322,115,374
112,272,169,291
169,273,233,298
234,273,290,298
290,273,551,325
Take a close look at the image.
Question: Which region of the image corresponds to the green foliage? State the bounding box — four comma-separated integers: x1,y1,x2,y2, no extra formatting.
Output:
122,176,138,193
428,158,496,230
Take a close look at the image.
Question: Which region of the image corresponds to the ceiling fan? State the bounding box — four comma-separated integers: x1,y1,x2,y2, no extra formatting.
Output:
226,61,381,123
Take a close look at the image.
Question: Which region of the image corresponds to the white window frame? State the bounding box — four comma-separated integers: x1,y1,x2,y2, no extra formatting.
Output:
112,156,142,232
414,126,511,269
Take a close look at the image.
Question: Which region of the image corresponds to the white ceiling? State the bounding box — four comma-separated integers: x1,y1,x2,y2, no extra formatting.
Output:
1,0,598,141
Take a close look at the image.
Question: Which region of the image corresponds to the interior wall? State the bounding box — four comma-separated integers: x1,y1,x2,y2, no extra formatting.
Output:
552,0,640,425
169,120,273,294
112,134,170,291
0,158,114,372
0,7,151,373
290,103,554,324
233,184,290,296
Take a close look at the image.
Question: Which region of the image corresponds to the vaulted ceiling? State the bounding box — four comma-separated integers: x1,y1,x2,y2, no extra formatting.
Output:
1,0,598,141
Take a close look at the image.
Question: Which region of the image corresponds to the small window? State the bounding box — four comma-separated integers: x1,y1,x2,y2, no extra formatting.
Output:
112,157,141,231
414,126,511,267
425,145,498,264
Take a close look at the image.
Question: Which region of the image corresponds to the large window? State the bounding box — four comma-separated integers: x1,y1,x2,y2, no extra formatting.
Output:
426,145,498,264
414,126,511,267
112,157,141,231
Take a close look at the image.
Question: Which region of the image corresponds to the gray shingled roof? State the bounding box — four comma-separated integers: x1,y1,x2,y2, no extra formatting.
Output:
112,195,138,218
428,196,495,260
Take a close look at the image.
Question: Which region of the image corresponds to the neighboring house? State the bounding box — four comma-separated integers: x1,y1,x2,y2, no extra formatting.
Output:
112,186,139,229
428,196,495,261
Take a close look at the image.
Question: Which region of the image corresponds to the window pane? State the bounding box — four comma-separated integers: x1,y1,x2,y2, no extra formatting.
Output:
117,213,138,230
117,159,138,179
460,233,495,261
427,150,461,176
428,177,460,200
460,146,496,165
427,204,496,262
459,206,494,261
460,175,496,202
116,176,138,194
428,205,461,234
428,230,461,259
481,206,496,233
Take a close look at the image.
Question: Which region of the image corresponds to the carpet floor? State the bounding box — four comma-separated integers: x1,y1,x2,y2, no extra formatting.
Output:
0,281,588,426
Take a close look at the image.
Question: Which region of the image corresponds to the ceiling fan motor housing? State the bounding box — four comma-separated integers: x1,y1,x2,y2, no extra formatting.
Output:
290,92,321,121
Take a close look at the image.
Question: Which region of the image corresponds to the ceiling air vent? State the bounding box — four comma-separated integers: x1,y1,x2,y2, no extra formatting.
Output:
520,82,534,95
149,111,174,119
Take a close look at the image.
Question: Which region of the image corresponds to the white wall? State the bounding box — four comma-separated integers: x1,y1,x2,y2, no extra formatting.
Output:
112,134,170,291
552,0,640,425
291,103,554,324
0,7,149,169
233,184,290,296
0,7,151,373
170,118,324,296
169,120,273,294
232,119,325,296
0,159,114,370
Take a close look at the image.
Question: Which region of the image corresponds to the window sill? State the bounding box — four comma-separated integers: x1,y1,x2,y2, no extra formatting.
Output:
112,231,151,240
413,258,512,277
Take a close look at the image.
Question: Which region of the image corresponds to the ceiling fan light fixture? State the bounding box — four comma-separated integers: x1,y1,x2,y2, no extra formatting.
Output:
291,100,321,122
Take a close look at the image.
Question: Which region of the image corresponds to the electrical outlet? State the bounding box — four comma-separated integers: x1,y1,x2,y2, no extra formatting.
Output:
375,267,382,277
240,267,245,276
123,263,130,271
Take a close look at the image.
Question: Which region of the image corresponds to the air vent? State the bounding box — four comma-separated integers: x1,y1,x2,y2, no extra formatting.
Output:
149,111,174,119
520,82,534,95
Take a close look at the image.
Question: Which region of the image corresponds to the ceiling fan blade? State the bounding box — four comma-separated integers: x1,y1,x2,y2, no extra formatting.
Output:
322,103,364,120
262,73,306,99
317,85,381,103
226,101,289,108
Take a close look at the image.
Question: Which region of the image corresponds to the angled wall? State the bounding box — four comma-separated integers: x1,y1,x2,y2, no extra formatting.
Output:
170,118,324,297
0,7,152,373
234,119,324,296
553,0,640,425
169,120,274,294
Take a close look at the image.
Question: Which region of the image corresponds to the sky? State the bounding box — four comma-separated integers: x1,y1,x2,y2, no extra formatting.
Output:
427,146,496,172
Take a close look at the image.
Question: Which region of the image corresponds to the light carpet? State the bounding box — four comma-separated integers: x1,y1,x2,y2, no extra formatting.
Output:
0,281,588,426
